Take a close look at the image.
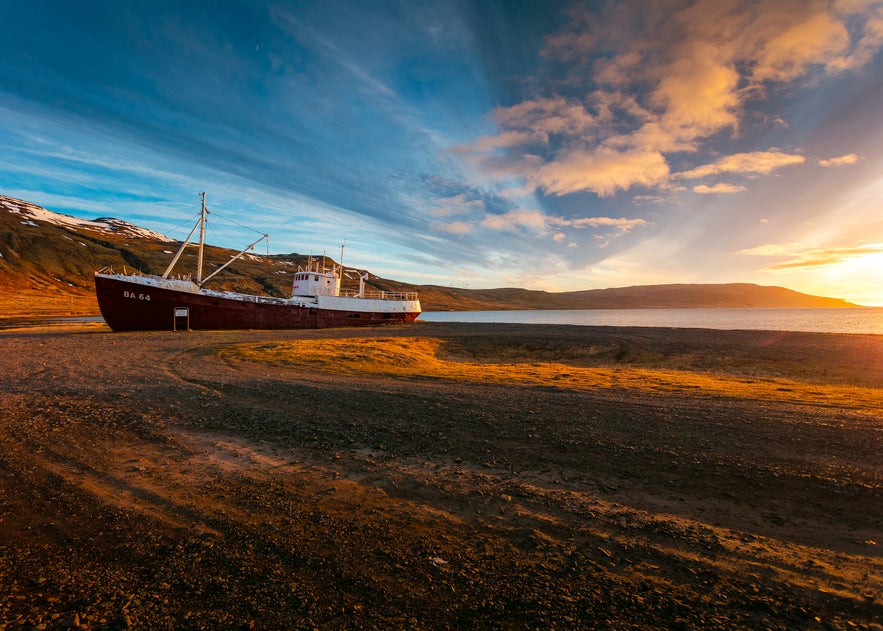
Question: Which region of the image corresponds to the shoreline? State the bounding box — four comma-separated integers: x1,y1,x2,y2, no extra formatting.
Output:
1,322,881,629
5,303,883,337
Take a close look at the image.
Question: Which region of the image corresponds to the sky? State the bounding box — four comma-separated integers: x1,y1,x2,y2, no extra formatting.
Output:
1,1,882,304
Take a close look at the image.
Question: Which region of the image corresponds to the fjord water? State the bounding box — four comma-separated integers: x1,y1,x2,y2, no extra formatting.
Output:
420,307,883,335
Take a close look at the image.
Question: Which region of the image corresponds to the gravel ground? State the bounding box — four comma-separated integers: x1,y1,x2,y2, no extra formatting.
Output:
0,322,881,630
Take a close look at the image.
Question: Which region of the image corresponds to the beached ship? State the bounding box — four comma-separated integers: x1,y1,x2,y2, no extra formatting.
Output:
95,194,421,331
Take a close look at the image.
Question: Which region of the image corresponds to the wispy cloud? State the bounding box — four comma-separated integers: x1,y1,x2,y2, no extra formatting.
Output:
676,151,806,179
741,242,883,269
432,208,646,238
693,183,747,194
476,209,545,232
430,220,473,236
426,193,486,217
269,8,401,102
554,216,647,232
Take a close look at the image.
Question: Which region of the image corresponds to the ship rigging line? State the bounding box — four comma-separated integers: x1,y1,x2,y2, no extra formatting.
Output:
205,209,273,278
161,196,270,285
208,209,268,237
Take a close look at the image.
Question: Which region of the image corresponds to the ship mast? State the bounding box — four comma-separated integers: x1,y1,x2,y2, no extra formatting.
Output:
196,192,207,285
161,191,263,287
339,240,345,282
161,192,209,280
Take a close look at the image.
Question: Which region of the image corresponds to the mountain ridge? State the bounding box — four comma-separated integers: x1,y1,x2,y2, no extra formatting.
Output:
401,282,858,312
0,193,861,320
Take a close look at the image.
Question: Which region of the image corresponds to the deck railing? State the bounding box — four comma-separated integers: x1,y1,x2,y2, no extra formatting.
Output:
97,268,419,302
339,289,419,301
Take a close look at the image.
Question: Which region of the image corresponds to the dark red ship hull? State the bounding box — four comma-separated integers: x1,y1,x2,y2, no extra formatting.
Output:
95,274,420,332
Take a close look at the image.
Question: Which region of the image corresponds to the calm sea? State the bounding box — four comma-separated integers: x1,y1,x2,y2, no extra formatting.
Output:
419,307,883,335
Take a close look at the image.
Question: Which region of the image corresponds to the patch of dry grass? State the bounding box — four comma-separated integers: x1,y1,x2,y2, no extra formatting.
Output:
220,337,883,414
0,287,98,322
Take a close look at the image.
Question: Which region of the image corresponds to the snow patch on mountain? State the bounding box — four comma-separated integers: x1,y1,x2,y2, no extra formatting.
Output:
0,195,172,242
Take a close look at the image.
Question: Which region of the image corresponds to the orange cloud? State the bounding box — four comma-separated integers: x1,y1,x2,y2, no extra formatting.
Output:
824,1,883,71
740,242,883,269
451,0,881,199
456,130,544,154
494,96,599,139
693,183,747,194
533,147,670,197
818,153,859,167
651,41,741,138
751,12,850,81
676,151,806,179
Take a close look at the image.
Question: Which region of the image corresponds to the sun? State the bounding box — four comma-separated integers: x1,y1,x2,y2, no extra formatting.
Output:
818,251,883,306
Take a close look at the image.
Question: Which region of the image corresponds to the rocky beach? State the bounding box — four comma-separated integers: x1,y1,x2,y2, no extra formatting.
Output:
0,321,881,630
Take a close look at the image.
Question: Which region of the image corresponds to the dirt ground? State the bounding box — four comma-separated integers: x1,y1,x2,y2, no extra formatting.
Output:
0,321,881,630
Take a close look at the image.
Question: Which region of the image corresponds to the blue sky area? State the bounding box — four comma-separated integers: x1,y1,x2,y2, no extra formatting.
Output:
1,1,882,303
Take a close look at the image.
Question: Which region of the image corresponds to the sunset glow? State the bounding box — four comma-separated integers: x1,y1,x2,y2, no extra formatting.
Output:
0,1,881,302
